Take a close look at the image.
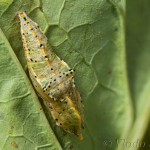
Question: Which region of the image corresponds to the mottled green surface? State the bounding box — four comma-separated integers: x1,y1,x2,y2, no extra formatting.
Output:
0,0,149,150
125,0,150,150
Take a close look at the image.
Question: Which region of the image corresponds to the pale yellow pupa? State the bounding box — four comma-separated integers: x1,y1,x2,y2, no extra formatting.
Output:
18,11,84,140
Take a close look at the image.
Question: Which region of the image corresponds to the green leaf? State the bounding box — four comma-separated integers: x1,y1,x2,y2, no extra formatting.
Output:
124,0,150,150
0,0,149,150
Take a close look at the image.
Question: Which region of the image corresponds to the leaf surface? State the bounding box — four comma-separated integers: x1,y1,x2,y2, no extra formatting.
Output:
0,0,149,150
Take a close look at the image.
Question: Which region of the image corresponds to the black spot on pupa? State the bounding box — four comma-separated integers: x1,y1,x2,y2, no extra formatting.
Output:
30,58,33,61
60,123,62,125
55,118,58,121
49,106,53,110
34,76,37,78
45,55,48,58
24,17,27,21
48,85,51,88
69,122,71,124
60,99,63,102
35,60,37,62
59,76,62,78
54,79,56,81
53,98,56,101
51,68,53,70
40,44,43,47
66,74,68,76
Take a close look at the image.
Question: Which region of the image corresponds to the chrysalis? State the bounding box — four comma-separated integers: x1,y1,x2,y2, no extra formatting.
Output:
18,12,84,140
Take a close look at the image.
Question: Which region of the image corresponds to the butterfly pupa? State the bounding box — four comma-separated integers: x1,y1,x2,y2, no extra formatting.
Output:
18,11,84,140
